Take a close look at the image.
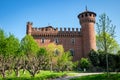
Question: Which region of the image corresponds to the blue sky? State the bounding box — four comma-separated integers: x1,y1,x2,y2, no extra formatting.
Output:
0,0,120,44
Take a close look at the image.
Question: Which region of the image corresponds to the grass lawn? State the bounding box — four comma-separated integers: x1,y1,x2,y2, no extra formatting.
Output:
0,70,67,80
70,74,120,80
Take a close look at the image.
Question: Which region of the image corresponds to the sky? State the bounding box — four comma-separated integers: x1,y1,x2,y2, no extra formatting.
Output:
0,0,120,44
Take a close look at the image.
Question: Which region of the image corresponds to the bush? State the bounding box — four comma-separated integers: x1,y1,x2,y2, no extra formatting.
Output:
79,58,91,71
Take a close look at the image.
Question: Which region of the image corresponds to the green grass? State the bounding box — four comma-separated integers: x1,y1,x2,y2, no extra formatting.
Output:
3,70,120,80
0,70,67,80
35,71,67,79
70,74,120,80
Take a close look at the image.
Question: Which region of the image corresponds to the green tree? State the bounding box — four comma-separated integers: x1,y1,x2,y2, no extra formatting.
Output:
57,51,73,72
72,61,79,71
115,51,120,72
12,46,24,77
46,43,64,71
96,13,119,76
96,33,119,53
20,35,39,56
0,29,7,78
98,50,106,69
20,35,39,77
118,50,120,54
108,54,116,71
37,47,49,70
80,58,90,71
89,49,99,66
98,51,117,72
0,29,20,78
96,13,119,53
6,34,20,76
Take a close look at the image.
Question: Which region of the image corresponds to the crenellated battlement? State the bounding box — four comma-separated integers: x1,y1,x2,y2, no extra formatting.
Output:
59,28,80,32
27,21,81,33
31,27,81,32
30,26,81,37
32,26,58,32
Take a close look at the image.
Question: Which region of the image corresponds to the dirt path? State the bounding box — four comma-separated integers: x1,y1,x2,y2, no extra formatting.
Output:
53,72,103,80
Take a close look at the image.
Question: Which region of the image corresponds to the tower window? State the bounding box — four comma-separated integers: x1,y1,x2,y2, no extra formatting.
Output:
45,28,47,31
54,38,59,44
41,28,44,31
89,13,92,16
81,15,84,18
71,38,75,44
85,13,88,17
41,38,45,43
70,49,74,56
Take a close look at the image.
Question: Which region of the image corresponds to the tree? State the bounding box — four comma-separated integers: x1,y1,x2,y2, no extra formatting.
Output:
20,35,39,77
96,33,119,53
0,29,7,78
89,49,99,67
115,51,120,72
96,13,119,53
20,35,39,56
0,29,20,78
57,51,73,72
13,47,24,77
108,54,116,71
98,50,106,69
72,61,79,71
80,58,90,71
117,50,120,54
46,43,64,71
96,13,119,76
37,47,49,70
5,34,20,76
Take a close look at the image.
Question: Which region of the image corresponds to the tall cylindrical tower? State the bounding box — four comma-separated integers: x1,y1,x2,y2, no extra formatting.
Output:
78,9,96,57
26,22,32,35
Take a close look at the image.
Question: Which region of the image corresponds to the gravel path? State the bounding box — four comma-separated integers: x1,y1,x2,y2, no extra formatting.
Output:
53,72,103,80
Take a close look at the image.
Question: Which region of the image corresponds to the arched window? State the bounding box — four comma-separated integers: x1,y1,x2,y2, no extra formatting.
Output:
41,38,45,43
70,49,74,56
71,38,75,44
81,15,84,18
54,38,59,44
85,13,88,17
89,13,92,16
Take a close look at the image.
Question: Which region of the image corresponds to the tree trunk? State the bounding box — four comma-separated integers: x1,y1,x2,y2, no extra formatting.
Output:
50,58,53,72
28,70,35,77
2,69,5,78
31,73,35,77
16,69,20,77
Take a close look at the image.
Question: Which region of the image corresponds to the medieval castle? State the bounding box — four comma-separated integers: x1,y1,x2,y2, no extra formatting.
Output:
26,9,96,61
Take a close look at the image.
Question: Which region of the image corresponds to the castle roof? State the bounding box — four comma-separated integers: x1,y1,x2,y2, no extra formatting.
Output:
78,10,96,18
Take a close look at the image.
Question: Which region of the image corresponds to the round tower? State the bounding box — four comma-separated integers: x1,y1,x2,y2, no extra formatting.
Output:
26,22,32,35
78,8,96,57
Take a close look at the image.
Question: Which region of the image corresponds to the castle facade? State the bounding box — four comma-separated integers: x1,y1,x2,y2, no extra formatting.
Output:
26,9,96,61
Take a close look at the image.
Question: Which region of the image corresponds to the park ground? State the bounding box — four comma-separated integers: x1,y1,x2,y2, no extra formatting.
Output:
54,72,103,80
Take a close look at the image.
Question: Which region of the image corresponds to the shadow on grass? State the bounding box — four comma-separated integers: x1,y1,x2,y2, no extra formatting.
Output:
70,74,120,80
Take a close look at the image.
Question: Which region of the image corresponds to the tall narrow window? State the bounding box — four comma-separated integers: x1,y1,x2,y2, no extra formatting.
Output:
70,49,74,56
41,38,45,43
71,38,75,44
54,38,59,44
